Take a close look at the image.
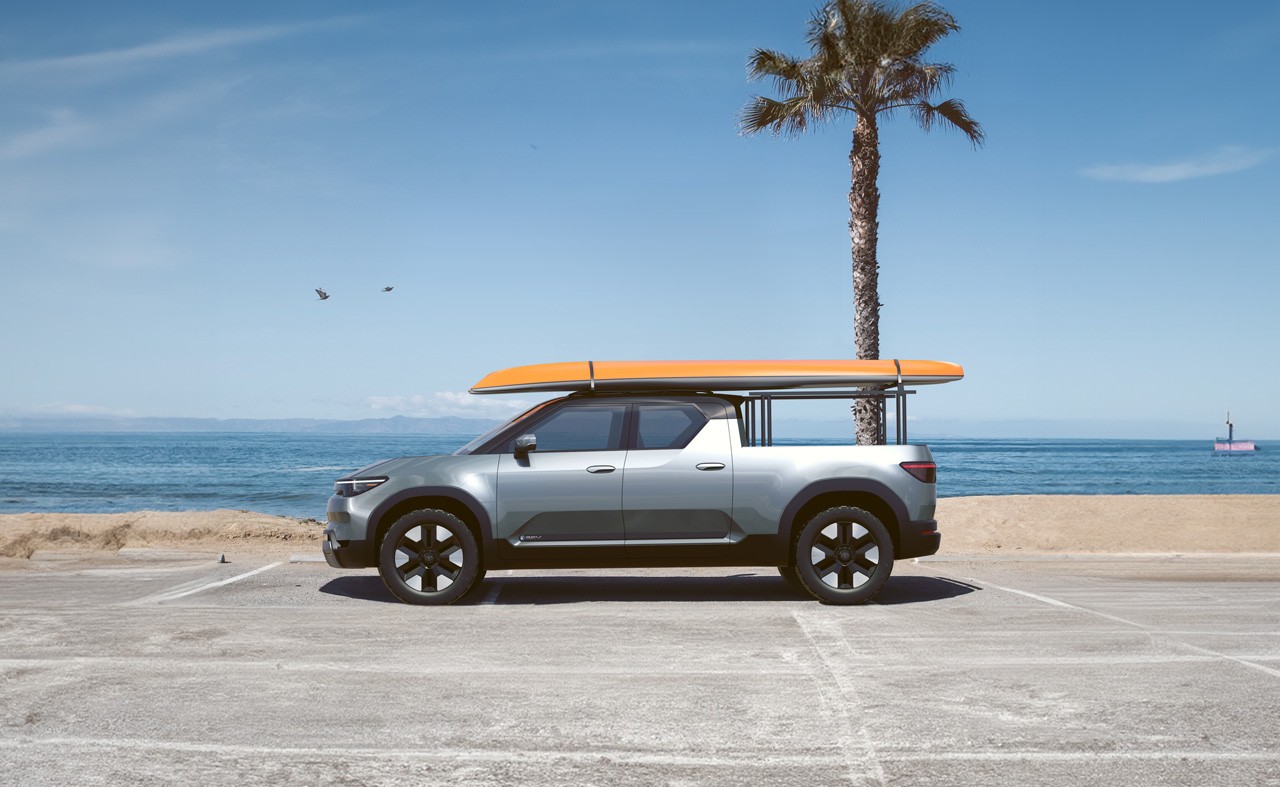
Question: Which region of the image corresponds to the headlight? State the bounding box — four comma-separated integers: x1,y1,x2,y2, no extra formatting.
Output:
334,477,388,497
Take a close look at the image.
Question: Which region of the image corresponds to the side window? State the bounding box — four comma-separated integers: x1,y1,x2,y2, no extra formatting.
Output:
516,405,627,452
635,405,706,450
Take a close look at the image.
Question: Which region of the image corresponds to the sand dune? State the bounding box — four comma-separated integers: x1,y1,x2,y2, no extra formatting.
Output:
1,496,1276,565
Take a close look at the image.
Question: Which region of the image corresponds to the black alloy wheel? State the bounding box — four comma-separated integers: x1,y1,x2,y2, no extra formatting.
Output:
793,506,894,605
378,509,479,605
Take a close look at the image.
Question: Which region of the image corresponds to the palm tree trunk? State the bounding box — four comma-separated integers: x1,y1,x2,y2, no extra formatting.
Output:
849,115,882,445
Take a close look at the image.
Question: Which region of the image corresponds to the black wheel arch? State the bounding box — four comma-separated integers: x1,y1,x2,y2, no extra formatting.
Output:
364,487,493,567
779,479,908,564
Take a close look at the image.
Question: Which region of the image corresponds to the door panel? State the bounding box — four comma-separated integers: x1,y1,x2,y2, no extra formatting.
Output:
493,402,630,561
496,450,627,560
623,417,734,557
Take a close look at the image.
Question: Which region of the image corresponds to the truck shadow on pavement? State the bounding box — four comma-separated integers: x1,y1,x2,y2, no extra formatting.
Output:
319,574,977,606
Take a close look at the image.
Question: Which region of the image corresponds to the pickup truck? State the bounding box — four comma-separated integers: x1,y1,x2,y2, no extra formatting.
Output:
323,391,941,605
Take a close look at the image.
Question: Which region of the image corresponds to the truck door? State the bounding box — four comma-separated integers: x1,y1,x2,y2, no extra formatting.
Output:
496,402,628,561
623,404,734,558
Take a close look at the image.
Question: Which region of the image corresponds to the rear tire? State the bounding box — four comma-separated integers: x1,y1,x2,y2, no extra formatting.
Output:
793,506,894,605
378,509,479,606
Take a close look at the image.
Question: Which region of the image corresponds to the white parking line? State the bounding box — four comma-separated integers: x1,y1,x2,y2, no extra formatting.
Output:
792,611,887,786
965,578,1140,627
970,577,1280,681
128,562,282,605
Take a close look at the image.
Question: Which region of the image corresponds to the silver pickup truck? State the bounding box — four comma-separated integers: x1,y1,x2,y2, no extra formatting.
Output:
323,391,942,605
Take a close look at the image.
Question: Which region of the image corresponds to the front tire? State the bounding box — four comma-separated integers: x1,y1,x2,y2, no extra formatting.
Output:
793,506,894,605
777,565,808,595
378,509,479,605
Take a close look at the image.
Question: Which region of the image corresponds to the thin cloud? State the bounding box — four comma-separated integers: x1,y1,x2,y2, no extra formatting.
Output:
0,17,361,79
0,108,92,159
8,210,189,271
536,40,728,59
1082,146,1273,183
366,392,533,420
478,39,730,65
0,81,234,160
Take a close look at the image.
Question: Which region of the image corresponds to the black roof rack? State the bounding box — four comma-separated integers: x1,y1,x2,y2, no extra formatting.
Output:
742,387,914,446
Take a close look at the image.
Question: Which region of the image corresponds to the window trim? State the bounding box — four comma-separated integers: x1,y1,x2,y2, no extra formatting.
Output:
490,401,632,455
474,394,739,456
628,403,708,451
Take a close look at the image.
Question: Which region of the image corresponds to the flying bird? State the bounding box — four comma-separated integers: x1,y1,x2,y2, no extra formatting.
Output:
315,288,330,300
382,286,394,292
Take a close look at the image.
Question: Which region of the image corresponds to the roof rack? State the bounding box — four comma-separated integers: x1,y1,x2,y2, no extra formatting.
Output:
743,386,915,447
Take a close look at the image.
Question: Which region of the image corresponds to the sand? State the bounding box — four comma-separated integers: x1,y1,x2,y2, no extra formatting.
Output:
0,496,1276,568
936,494,1280,554
0,509,323,566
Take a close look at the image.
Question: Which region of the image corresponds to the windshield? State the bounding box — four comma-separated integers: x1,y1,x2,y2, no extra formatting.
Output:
452,398,559,455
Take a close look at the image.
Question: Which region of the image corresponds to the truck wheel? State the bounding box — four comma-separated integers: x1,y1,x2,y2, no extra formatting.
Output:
378,509,479,605
793,506,894,605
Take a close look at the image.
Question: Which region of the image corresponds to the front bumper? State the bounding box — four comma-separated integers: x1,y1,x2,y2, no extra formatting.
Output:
897,519,941,560
323,527,373,568
323,492,375,568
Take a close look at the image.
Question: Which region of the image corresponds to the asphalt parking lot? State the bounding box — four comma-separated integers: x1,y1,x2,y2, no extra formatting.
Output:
2,554,1278,786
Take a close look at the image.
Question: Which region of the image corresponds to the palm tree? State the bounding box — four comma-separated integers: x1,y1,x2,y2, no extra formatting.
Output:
740,0,983,444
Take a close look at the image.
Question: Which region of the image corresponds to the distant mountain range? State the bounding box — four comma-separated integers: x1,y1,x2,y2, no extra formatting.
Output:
0,414,505,435
0,414,1256,440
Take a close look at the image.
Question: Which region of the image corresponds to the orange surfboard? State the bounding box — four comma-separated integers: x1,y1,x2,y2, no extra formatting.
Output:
470,359,963,394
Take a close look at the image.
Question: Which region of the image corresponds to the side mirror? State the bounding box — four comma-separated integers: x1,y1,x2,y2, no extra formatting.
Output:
514,434,537,459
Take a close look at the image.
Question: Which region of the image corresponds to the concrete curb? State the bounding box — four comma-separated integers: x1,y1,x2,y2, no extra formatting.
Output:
115,548,224,562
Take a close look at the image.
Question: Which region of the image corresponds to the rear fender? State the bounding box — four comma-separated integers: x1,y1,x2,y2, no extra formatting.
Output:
779,479,909,552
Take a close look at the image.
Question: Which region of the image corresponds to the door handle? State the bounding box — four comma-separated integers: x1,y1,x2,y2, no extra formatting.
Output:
696,462,725,471
586,465,616,474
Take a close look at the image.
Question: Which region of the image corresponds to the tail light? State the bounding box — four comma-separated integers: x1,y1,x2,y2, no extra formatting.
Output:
900,462,936,484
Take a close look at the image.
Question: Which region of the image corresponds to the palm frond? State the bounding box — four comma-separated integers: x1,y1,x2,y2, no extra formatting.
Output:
746,48,795,80
821,0,898,73
888,3,959,61
739,95,831,137
747,48,811,99
805,4,845,67
741,0,981,141
882,61,954,103
911,98,985,146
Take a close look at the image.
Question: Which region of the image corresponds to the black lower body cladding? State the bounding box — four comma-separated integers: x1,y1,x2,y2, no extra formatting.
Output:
897,519,941,560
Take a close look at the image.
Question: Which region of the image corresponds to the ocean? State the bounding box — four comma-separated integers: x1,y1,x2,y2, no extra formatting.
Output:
0,433,1275,518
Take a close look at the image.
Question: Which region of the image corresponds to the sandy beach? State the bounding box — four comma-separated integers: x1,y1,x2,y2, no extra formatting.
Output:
1,495,1276,567
0,509,324,566
936,494,1280,554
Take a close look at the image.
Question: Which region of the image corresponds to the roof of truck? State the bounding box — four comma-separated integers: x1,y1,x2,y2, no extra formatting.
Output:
470,359,964,395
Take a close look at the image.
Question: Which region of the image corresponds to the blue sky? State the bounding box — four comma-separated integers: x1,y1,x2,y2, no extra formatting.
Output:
2,0,1277,437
